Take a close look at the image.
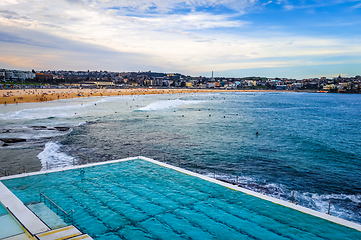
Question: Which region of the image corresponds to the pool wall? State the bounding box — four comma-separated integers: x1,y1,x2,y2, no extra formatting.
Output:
0,181,50,237
1,156,360,233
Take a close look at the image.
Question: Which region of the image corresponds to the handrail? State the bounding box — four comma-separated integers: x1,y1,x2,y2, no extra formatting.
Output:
40,193,74,224
0,166,10,176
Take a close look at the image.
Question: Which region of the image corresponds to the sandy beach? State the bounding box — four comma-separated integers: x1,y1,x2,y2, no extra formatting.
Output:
0,88,276,105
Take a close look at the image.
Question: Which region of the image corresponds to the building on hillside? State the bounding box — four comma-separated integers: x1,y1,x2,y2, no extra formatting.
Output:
154,77,164,86
206,82,215,88
163,80,169,87
292,83,303,89
276,85,287,90
185,82,193,88
13,70,35,80
95,81,115,88
0,69,35,81
36,73,53,82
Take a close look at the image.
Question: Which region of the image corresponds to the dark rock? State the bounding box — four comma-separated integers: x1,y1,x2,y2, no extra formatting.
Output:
31,126,47,130
54,127,70,131
0,138,27,143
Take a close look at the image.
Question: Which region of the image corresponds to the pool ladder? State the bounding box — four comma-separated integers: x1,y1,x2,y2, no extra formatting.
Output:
40,193,74,225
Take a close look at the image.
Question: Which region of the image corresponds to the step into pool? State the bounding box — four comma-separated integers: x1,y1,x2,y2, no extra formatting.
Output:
1,158,361,240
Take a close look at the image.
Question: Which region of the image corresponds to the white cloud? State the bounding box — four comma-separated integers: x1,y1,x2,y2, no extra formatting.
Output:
0,0,22,5
282,0,361,11
352,2,361,8
127,13,248,30
0,0,360,75
85,0,257,12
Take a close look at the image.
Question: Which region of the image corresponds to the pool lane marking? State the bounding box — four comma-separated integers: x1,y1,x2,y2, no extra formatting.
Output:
140,156,361,232
1,156,361,232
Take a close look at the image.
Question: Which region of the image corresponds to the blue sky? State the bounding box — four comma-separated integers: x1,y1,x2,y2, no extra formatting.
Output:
0,0,360,79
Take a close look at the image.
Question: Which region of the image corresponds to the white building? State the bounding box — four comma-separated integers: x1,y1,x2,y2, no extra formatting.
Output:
206,83,215,88
1,69,35,81
292,83,303,89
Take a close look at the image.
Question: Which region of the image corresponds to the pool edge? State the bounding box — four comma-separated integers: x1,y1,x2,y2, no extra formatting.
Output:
1,156,361,233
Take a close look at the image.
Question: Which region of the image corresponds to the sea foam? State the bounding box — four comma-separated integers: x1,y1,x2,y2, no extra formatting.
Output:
206,172,361,224
138,99,205,111
37,141,76,171
0,99,104,121
263,182,361,224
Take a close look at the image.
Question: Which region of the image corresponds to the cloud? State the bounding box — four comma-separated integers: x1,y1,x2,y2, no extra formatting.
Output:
0,0,21,6
0,10,19,19
352,2,361,8
212,63,361,79
0,0,360,77
87,0,258,13
126,13,249,30
282,0,361,11
0,25,156,71
0,55,42,68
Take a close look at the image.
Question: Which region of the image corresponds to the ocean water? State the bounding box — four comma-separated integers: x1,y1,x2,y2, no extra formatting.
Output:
0,92,360,224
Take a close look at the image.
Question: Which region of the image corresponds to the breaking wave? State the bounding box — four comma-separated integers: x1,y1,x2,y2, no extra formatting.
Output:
0,99,105,121
138,99,205,111
211,172,361,224
37,142,76,171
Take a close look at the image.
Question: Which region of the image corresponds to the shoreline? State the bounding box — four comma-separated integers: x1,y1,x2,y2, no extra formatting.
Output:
0,88,289,105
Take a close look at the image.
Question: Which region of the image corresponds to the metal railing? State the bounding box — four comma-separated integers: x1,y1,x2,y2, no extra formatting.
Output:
40,193,74,224
0,166,10,176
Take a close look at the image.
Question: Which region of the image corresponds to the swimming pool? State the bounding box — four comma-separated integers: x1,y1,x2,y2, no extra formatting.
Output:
0,202,26,239
1,158,361,240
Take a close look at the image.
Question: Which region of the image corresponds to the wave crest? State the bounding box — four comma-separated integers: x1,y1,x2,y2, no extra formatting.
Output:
138,99,205,111
37,142,76,171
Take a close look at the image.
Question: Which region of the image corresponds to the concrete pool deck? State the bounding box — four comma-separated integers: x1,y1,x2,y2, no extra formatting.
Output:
0,182,50,238
0,156,360,238
0,183,92,240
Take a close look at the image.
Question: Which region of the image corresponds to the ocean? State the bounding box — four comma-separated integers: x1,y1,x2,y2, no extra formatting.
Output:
0,91,360,224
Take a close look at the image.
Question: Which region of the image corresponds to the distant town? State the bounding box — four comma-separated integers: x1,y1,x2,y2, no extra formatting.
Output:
1,69,360,93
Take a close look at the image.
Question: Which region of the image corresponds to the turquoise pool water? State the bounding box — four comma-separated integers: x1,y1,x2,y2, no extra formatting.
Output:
0,202,25,239
2,159,361,240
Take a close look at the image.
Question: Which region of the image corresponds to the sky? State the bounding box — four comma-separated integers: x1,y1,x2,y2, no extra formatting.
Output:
0,0,361,79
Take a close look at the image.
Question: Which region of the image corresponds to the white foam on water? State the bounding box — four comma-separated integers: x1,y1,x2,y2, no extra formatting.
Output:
262,182,361,223
138,99,205,111
293,192,361,222
75,121,87,127
0,126,73,145
204,172,257,183
37,142,75,171
205,172,361,223
0,99,105,121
